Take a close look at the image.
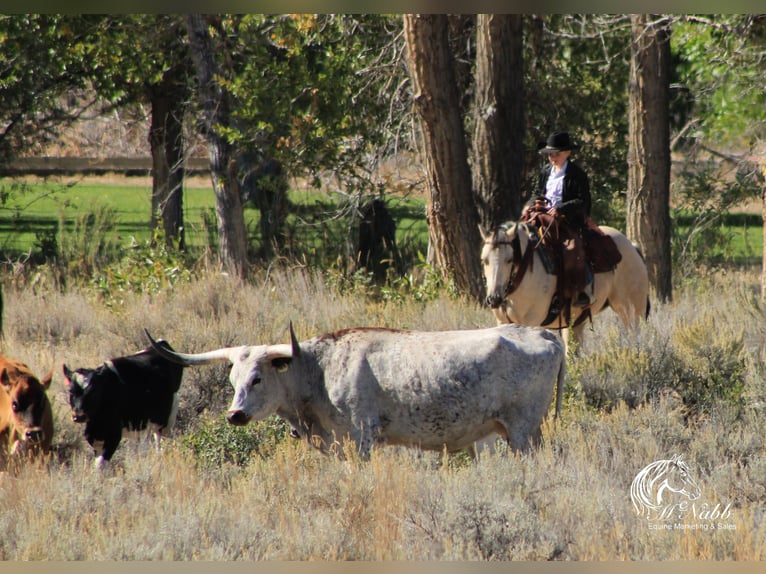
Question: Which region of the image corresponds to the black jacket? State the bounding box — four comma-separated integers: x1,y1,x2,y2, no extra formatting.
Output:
537,160,591,227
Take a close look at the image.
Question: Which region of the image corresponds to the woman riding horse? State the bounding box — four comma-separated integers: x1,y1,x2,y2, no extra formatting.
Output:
523,130,594,311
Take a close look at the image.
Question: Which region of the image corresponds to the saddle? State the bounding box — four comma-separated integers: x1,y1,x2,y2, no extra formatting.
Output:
520,205,622,327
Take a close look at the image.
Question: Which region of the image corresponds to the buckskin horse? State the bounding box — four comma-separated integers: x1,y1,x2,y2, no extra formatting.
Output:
480,220,650,352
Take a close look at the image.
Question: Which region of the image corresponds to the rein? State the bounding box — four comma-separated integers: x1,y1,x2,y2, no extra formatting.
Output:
505,225,535,296
485,223,536,297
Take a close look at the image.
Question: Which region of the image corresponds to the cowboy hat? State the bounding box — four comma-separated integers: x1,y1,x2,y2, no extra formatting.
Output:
539,131,580,154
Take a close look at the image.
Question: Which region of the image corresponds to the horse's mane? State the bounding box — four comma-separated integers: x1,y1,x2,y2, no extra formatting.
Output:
630,454,687,516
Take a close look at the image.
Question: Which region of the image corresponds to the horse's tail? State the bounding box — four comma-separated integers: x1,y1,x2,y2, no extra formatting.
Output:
629,241,651,320
554,351,566,419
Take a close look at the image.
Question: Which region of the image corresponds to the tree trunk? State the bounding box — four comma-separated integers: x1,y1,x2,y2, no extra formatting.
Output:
239,154,288,260
148,70,186,249
627,14,673,303
472,14,525,228
403,14,484,302
185,14,248,279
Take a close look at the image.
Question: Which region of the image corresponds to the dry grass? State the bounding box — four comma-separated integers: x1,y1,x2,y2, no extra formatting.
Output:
0,267,764,560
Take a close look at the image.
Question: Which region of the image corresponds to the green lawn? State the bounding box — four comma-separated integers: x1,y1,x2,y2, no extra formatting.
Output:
1,178,759,268
673,210,763,266
0,181,227,254
0,179,430,262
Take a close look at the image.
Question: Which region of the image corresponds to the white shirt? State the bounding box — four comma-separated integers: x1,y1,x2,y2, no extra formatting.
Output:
544,161,568,208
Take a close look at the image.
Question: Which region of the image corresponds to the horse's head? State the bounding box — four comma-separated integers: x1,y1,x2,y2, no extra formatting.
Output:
480,223,519,309
631,455,702,516
658,455,702,503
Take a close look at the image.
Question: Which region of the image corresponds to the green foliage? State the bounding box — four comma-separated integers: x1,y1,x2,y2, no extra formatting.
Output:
56,205,122,276
90,227,194,306
379,255,457,304
180,415,291,468
226,15,409,190
671,148,762,274
670,315,746,413
672,15,766,147
0,15,100,160
575,313,746,417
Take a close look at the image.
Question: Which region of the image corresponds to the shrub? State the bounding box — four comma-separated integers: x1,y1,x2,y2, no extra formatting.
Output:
180,415,291,468
91,228,195,306
670,314,746,415
575,311,747,417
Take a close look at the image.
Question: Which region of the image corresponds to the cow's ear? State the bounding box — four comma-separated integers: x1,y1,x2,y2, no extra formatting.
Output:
271,357,292,373
62,365,71,387
0,368,10,390
41,369,53,390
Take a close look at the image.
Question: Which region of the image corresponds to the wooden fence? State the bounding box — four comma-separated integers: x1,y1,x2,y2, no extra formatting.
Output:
0,156,209,177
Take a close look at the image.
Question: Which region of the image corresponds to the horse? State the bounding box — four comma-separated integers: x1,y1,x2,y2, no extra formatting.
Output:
480,220,650,352
630,455,702,519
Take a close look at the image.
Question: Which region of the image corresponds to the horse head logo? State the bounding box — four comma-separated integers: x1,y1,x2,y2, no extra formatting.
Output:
630,455,702,518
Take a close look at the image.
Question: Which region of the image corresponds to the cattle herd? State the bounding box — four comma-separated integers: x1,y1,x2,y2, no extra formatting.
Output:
0,322,566,469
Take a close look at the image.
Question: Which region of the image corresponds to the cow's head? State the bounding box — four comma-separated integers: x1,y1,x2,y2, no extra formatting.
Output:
225,342,295,426
62,365,101,423
144,325,299,427
1,363,53,447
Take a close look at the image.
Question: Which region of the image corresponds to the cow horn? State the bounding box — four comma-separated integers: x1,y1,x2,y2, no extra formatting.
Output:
144,329,237,366
289,321,301,357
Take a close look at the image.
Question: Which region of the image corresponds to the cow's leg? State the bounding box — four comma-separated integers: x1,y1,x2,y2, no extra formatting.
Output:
145,422,166,453
95,432,122,469
472,435,500,459
89,439,107,468
505,419,543,453
351,419,380,459
165,393,180,433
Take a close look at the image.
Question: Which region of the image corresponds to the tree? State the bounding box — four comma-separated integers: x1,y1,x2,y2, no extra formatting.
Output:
226,15,409,262
0,15,98,163
403,14,483,301
627,14,673,302
0,15,192,248
185,14,248,279
147,61,188,249
471,14,525,227
670,15,765,290
86,16,192,249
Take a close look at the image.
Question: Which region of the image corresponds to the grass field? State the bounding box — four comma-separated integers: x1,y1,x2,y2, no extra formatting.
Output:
2,177,763,268
0,266,764,560
0,175,763,559
0,177,430,262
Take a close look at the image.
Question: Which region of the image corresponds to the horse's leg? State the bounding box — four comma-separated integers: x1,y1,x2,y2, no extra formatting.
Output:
492,302,513,325
559,327,571,357
565,324,586,356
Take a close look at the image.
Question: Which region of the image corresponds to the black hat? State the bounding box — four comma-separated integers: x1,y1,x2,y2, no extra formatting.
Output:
539,131,579,154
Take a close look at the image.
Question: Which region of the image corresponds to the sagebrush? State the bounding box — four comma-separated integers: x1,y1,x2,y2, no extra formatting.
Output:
0,266,764,560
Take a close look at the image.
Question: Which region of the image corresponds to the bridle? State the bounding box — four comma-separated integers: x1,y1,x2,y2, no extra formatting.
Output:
485,223,536,297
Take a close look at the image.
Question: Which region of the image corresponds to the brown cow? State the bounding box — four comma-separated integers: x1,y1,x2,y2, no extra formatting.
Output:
0,356,54,459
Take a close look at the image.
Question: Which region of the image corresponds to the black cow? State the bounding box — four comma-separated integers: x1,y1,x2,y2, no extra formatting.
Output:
63,340,184,468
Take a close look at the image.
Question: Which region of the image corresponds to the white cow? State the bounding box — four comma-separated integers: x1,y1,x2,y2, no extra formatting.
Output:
146,323,565,458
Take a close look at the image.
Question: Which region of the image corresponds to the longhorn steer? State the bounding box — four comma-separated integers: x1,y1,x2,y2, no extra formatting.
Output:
146,323,565,458
0,356,54,459
63,340,184,468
